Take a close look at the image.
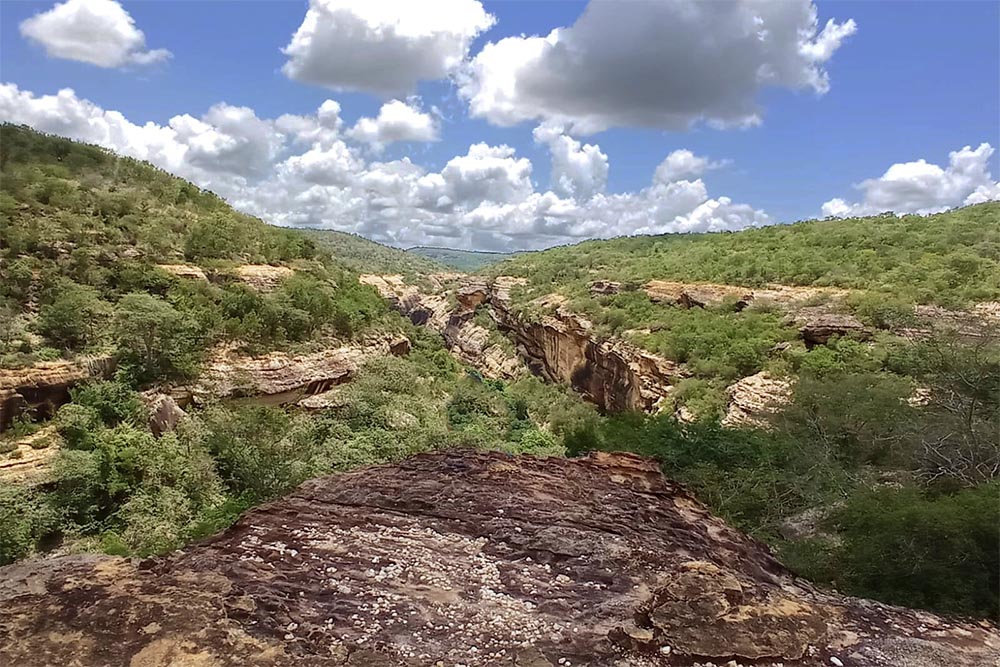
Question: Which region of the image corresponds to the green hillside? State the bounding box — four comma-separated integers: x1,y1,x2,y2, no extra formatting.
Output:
300,230,448,275
407,246,515,271
490,203,1000,307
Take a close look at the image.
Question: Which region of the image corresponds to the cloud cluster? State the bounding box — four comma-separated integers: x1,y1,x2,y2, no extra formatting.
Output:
822,143,1000,217
0,84,773,250
282,0,495,96
347,100,440,150
20,0,171,68
458,0,856,133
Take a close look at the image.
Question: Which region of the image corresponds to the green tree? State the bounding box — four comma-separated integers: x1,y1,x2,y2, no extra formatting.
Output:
113,293,202,383
37,280,112,350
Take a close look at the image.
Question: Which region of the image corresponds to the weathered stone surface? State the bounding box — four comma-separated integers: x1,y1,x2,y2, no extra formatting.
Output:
0,356,115,431
645,280,754,309
0,425,60,486
235,264,295,291
142,391,187,437
791,307,871,345
722,372,793,429
362,274,525,381
155,264,208,281
191,338,403,404
1,451,996,667
589,280,624,296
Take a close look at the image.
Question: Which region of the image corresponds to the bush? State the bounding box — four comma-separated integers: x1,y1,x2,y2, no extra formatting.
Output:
830,484,999,617
0,486,60,565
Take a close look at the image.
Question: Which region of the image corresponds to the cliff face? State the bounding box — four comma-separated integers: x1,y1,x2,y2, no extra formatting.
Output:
363,275,683,412
0,356,115,431
1,451,996,667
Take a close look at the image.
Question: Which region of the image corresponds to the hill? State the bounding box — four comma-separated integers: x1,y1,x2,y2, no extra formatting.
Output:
298,229,448,275
488,203,1000,307
407,245,515,271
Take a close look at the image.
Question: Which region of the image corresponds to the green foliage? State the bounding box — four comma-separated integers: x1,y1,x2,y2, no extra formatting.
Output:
37,280,112,350
0,486,60,565
490,202,1000,307
846,292,916,329
827,484,999,617
113,293,203,383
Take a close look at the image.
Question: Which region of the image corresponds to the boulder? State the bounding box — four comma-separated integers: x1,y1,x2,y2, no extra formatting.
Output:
722,372,793,429
790,307,870,345
142,392,187,436
588,280,623,296
1,451,996,666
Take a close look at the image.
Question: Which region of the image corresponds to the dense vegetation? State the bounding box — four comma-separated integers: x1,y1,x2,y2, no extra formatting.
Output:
408,246,515,271
490,202,1000,307
0,124,389,372
1,126,997,621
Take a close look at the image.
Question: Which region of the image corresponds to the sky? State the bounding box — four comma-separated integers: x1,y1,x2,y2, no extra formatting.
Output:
1,0,998,251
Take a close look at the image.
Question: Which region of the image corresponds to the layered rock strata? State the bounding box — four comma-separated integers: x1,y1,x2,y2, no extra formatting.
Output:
1,451,996,667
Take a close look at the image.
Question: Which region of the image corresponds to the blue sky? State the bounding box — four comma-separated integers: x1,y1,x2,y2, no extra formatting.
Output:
1,0,998,250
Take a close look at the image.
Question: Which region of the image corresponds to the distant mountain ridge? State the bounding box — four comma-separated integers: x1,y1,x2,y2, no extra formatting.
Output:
406,246,516,271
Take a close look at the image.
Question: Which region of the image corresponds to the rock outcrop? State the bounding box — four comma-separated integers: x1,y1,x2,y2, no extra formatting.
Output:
790,307,871,346
142,391,187,436
235,264,295,291
2,451,996,667
0,356,115,432
361,274,524,381
156,264,208,281
189,337,409,404
0,425,60,486
722,372,793,429
644,281,849,311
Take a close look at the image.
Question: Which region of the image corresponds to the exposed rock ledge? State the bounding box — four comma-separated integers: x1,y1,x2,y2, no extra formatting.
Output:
187,335,411,405
1,451,996,667
0,356,115,432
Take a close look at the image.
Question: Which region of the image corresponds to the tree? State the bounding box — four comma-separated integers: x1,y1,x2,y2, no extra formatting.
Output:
113,293,202,383
37,280,112,350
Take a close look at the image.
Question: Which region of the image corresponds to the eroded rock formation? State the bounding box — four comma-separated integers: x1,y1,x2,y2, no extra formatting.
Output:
1,451,996,667
188,336,409,404
722,372,793,429
0,356,115,431
0,425,60,486
235,264,295,291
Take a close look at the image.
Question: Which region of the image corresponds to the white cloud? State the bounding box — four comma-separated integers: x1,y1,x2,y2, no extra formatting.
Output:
347,100,439,150
20,0,171,68
282,0,495,96
822,143,1000,217
458,0,856,133
653,149,728,183
0,83,773,251
533,123,608,200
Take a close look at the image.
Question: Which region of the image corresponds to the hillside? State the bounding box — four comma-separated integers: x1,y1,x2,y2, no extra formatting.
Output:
488,203,1000,307
407,245,515,271
298,229,448,275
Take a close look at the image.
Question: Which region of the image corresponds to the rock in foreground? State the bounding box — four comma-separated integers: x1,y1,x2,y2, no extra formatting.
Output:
1,451,997,667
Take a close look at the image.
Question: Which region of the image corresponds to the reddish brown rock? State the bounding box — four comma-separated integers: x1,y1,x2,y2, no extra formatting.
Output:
1,451,996,666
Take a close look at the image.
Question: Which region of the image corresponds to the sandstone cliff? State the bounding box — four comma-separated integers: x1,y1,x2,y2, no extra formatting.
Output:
1,451,995,667
0,356,115,432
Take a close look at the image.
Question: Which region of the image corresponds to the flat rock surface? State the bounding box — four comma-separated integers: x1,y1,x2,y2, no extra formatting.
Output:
3,451,996,667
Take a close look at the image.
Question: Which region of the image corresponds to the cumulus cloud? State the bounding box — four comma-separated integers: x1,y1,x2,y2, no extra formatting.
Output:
821,143,1000,217
20,0,171,68
533,123,608,200
459,0,856,133
653,149,728,183
0,83,772,251
347,100,439,150
282,0,495,95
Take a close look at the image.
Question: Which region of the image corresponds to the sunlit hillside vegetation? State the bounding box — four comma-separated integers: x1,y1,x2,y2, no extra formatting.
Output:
490,202,1000,307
